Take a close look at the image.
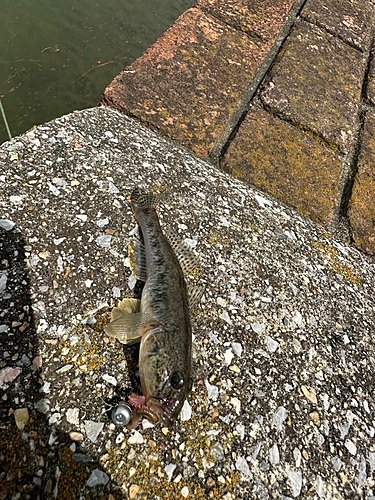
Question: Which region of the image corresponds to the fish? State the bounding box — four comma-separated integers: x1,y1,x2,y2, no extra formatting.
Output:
105,187,201,429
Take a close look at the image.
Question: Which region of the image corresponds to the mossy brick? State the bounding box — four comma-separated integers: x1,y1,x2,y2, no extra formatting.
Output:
348,110,375,255
100,8,269,158
301,0,374,52
260,20,366,152
221,108,342,226
195,0,297,42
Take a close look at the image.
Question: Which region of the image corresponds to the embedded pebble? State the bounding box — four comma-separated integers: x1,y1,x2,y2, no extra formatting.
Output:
269,444,280,465
180,400,192,421
165,463,177,482
231,342,243,357
220,310,231,324
70,432,84,441
96,234,112,248
273,406,287,430
251,322,264,334
331,456,342,472
34,399,50,413
102,374,117,386
48,413,61,425
0,274,7,292
84,420,104,443
66,408,80,425
224,348,234,364
86,469,109,487
181,486,189,498
358,455,366,489
288,471,302,497
211,442,225,460
0,367,21,389
265,336,279,352
128,430,144,444
205,379,219,400
129,485,140,498
316,474,324,498
235,455,252,477
345,439,357,455
0,219,15,230
14,408,29,430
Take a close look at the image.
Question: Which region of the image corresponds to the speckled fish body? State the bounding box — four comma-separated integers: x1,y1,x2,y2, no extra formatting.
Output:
133,188,192,425
105,188,192,428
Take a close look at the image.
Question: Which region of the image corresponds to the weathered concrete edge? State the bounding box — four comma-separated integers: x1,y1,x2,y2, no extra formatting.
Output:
208,0,308,164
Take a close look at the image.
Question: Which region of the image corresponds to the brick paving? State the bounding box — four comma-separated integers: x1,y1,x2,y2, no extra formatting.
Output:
101,0,375,255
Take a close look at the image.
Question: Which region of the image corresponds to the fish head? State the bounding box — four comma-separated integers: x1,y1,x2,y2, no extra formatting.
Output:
138,326,192,426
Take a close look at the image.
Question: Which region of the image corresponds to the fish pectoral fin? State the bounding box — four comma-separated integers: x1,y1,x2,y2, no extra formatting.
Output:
187,283,205,313
105,312,161,344
128,235,147,282
165,229,201,276
110,299,141,322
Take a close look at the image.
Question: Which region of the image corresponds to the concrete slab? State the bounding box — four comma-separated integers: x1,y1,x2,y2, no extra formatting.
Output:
348,110,375,254
260,20,366,152
195,0,297,42
1,107,375,498
301,0,374,52
221,107,342,225
100,8,269,158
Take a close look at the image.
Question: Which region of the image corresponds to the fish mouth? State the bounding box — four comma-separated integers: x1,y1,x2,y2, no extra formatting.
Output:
128,395,173,426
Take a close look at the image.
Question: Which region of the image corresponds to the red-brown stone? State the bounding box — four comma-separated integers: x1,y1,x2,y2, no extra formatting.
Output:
196,0,297,42
100,8,270,157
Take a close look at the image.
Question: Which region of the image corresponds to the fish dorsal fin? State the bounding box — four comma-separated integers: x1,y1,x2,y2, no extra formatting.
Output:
187,283,205,313
128,234,147,282
105,312,160,345
165,229,200,276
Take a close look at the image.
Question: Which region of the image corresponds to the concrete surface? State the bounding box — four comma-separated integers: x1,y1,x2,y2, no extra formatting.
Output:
1,107,375,499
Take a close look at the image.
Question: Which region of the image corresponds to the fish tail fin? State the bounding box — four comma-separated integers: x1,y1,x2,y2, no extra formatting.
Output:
131,188,160,212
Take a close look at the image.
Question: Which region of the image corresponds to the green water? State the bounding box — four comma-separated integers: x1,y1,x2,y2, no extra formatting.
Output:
0,0,195,145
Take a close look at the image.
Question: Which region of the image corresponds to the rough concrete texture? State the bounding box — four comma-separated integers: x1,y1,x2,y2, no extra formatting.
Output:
100,8,269,158
221,107,342,226
1,107,375,498
301,0,374,52
348,110,375,255
260,20,366,152
366,54,375,106
195,0,297,42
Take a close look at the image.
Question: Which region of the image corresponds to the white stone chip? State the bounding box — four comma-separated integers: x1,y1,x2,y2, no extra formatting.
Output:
96,218,109,227
180,400,192,421
220,310,232,324
205,379,219,400
48,183,60,196
84,420,104,443
66,408,80,425
331,456,342,472
273,406,287,430
128,274,137,290
231,342,243,357
76,214,87,222
112,286,121,298
251,322,264,334
85,279,93,288
269,444,280,465
358,455,366,489
0,219,15,231
128,430,144,444
292,311,302,326
102,374,117,386
230,397,241,415
165,463,177,482
109,181,119,193
345,439,357,455
96,234,112,248
254,194,272,208
235,455,252,477
288,471,302,497
53,237,66,245
224,348,234,364
265,336,279,352
181,486,189,498
0,274,7,292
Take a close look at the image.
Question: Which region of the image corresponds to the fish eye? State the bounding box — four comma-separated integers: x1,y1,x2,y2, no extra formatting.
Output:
170,370,185,390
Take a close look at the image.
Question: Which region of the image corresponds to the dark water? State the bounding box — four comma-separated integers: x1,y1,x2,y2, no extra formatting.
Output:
0,0,195,145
